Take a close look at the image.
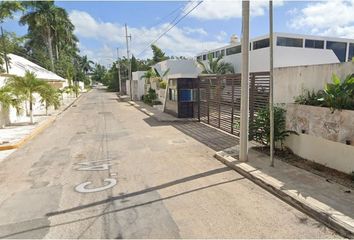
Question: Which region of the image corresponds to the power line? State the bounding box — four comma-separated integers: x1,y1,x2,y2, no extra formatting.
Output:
137,1,203,58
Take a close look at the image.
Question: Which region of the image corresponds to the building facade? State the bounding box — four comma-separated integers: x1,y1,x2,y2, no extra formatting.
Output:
196,32,354,73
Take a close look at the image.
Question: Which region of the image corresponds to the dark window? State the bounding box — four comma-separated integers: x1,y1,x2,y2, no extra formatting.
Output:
226,45,241,55
277,37,303,47
253,38,270,50
220,49,225,56
326,41,347,62
202,54,207,60
196,56,202,60
169,88,177,101
215,51,220,58
348,43,354,61
305,39,324,49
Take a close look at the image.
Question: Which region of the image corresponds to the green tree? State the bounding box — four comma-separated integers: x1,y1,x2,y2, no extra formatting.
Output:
92,64,107,83
197,54,234,74
7,71,49,124
0,85,23,116
0,1,24,22
39,86,60,115
151,44,168,63
80,55,94,74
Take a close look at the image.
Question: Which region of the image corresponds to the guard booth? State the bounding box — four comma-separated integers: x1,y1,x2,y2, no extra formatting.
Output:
165,78,198,118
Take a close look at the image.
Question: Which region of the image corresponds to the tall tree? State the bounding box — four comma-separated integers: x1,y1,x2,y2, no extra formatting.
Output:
7,71,49,124
80,55,94,74
197,54,234,74
151,44,168,64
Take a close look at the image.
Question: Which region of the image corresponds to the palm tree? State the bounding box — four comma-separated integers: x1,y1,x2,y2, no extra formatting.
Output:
197,54,234,74
0,85,23,115
19,1,57,71
80,55,94,74
39,86,60,116
7,71,48,124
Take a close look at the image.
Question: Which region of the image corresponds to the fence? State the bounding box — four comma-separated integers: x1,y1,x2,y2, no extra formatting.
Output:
198,72,270,137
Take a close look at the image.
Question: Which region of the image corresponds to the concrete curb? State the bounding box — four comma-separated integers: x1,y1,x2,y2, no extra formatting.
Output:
214,149,354,238
0,93,85,151
126,101,197,123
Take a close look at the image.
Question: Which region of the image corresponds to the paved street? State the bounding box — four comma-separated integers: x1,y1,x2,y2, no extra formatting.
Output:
0,88,340,238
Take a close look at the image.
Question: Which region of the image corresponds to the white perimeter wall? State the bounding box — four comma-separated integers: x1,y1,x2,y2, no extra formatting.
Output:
273,62,354,104
220,46,339,73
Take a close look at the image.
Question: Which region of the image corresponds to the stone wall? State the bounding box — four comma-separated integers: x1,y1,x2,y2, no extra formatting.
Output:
285,104,354,174
286,104,354,145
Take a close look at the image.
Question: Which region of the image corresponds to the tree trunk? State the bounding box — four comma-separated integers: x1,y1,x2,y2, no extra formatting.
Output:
46,27,55,72
46,102,48,116
29,94,33,124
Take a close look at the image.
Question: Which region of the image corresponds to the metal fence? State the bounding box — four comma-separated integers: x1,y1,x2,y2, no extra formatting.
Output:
198,72,270,137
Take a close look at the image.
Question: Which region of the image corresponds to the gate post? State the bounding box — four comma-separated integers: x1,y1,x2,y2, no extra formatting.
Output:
197,77,201,122
249,73,256,127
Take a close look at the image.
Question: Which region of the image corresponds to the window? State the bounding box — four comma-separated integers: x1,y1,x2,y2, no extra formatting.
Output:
276,37,303,47
348,43,354,61
326,41,347,62
215,51,220,58
202,54,207,60
305,39,324,49
226,45,241,55
220,49,225,57
169,88,177,101
253,38,270,50
196,56,202,61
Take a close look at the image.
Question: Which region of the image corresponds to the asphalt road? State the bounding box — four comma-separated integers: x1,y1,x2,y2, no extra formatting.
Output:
0,88,340,238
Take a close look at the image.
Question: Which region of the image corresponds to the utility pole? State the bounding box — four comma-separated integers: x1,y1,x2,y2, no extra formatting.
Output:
239,0,250,162
116,48,122,94
125,23,132,100
269,0,275,167
1,26,9,74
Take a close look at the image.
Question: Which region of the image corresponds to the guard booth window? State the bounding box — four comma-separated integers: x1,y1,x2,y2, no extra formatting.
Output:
169,89,177,101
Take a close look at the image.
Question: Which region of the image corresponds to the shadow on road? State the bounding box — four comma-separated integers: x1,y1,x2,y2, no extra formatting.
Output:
0,167,245,238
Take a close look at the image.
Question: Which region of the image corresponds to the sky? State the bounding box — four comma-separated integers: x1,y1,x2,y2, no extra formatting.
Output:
3,0,354,67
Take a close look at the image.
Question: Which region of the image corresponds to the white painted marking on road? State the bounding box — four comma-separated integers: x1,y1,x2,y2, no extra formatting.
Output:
75,162,113,171
75,178,117,193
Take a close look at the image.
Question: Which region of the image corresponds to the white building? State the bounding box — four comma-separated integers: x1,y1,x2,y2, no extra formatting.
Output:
0,54,68,126
196,32,354,73
126,71,146,101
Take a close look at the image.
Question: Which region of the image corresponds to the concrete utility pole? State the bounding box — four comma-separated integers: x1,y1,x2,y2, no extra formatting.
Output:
1,26,9,74
269,0,275,167
239,0,250,162
116,48,122,94
125,23,132,100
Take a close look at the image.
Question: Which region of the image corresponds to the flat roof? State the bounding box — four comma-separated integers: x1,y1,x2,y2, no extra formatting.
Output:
196,32,354,56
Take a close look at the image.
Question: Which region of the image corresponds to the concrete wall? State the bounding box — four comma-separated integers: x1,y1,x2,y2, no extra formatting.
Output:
285,104,354,174
273,62,354,104
132,71,146,100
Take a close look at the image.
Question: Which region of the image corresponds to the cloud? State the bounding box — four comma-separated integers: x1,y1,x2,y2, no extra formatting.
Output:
288,0,354,38
216,31,227,41
69,10,226,63
184,0,283,20
182,26,208,36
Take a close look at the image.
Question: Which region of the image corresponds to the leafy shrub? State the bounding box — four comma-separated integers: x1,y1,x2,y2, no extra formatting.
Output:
295,89,324,106
294,74,354,112
159,80,167,89
322,74,354,112
249,106,297,148
143,88,157,105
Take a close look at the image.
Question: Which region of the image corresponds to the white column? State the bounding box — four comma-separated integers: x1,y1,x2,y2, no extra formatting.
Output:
239,0,250,162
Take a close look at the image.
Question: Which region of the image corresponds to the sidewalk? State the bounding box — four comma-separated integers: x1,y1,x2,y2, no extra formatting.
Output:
127,101,197,122
0,95,82,159
215,146,354,238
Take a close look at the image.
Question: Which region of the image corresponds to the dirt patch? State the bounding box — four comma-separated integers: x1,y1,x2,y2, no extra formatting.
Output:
252,146,354,190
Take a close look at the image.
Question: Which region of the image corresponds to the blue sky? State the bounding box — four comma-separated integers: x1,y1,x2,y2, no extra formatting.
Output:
3,0,354,66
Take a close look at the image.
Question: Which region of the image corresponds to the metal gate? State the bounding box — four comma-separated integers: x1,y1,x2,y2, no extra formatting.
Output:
198,72,270,137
